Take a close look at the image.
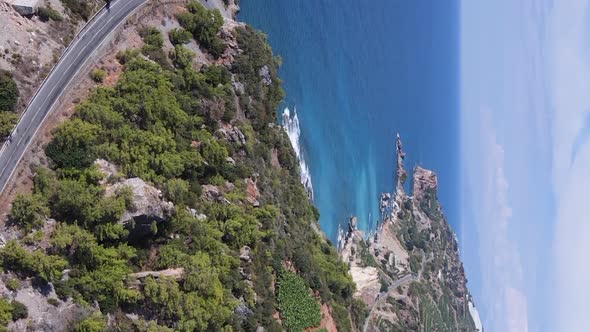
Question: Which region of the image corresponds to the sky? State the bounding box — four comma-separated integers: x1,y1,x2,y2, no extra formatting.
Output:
460,0,590,331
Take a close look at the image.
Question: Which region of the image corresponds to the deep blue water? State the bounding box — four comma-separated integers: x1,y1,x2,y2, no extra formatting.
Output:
240,1,460,241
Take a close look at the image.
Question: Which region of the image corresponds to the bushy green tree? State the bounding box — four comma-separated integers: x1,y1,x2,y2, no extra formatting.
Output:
0,240,67,282
0,70,18,112
10,193,49,232
163,178,190,205
0,112,17,140
141,27,164,51
171,45,194,69
169,28,193,45
10,300,27,321
0,298,12,326
74,311,106,332
178,1,225,58
45,119,99,168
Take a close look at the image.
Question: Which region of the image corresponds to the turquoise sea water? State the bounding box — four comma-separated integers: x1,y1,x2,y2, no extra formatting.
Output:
240,1,460,241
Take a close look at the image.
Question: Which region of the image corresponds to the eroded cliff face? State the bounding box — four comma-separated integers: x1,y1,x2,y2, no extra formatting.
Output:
340,135,478,331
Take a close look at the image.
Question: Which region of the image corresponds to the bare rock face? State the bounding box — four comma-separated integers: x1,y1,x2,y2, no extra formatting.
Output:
106,178,173,223
217,124,247,146
202,184,222,201
395,133,408,192
105,178,173,237
6,281,87,332
259,65,272,86
245,177,260,207
412,166,438,202
128,268,184,281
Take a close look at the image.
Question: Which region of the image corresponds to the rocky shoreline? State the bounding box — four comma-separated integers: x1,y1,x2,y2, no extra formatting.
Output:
339,134,479,331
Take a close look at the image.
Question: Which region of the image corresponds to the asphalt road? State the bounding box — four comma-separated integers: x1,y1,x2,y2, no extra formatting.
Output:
0,0,149,195
363,273,417,332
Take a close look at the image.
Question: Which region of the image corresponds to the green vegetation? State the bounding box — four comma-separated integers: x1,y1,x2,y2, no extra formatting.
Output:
37,6,63,22
5,278,21,291
0,298,11,328
277,272,321,331
0,298,28,327
169,28,193,45
90,68,106,83
74,311,106,332
178,1,226,58
357,239,378,268
10,193,49,232
0,112,18,140
141,27,164,51
170,45,195,69
47,298,60,307
0,10,360,330
10,300,27,321
0,70,18,113
0,240,67,282
60,0,94,20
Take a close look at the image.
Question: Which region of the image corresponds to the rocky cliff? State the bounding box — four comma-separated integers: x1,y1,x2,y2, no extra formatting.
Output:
340,135,479,331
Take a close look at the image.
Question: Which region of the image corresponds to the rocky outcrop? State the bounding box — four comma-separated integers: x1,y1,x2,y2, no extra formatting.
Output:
106,178,173,223
245,177,260,207
5,279,87,332
339,135,477,331
217,124,247,146
202,184,230,204
128,268,184,281
259,65,272,86
395,133,407,193
412,166,438,203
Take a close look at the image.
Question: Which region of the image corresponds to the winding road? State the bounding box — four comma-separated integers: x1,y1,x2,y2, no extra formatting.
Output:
0,0,149,194
363,273,417,332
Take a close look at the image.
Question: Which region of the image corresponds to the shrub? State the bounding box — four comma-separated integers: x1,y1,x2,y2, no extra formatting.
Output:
10,193,49,232
170,45,194,69
0,112,18,140
163,178,191,205
0,70,19,112
277,272,321,332
5,278,21,291
37,6,63,22
177,1,225,58
47,298,60,307
10,300,27,321
169,28,192,45
60,0,92,20
140,27,164,51
90,68,106,83
74,311,106,332
116,48,141,65
0,298,11,326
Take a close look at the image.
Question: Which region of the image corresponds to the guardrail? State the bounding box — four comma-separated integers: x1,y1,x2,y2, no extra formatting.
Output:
0,1,109,155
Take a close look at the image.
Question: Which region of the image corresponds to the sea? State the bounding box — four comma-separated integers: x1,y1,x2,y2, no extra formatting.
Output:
239,0,461,242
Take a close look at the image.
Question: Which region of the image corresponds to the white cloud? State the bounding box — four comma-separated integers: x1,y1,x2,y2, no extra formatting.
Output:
549,0,590,330
466,109,529,332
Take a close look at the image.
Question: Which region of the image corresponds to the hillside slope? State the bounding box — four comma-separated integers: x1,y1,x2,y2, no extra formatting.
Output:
339,135,479,331
0,1,364,331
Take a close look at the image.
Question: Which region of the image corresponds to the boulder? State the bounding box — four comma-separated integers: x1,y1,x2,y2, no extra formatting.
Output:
105,178,174,237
